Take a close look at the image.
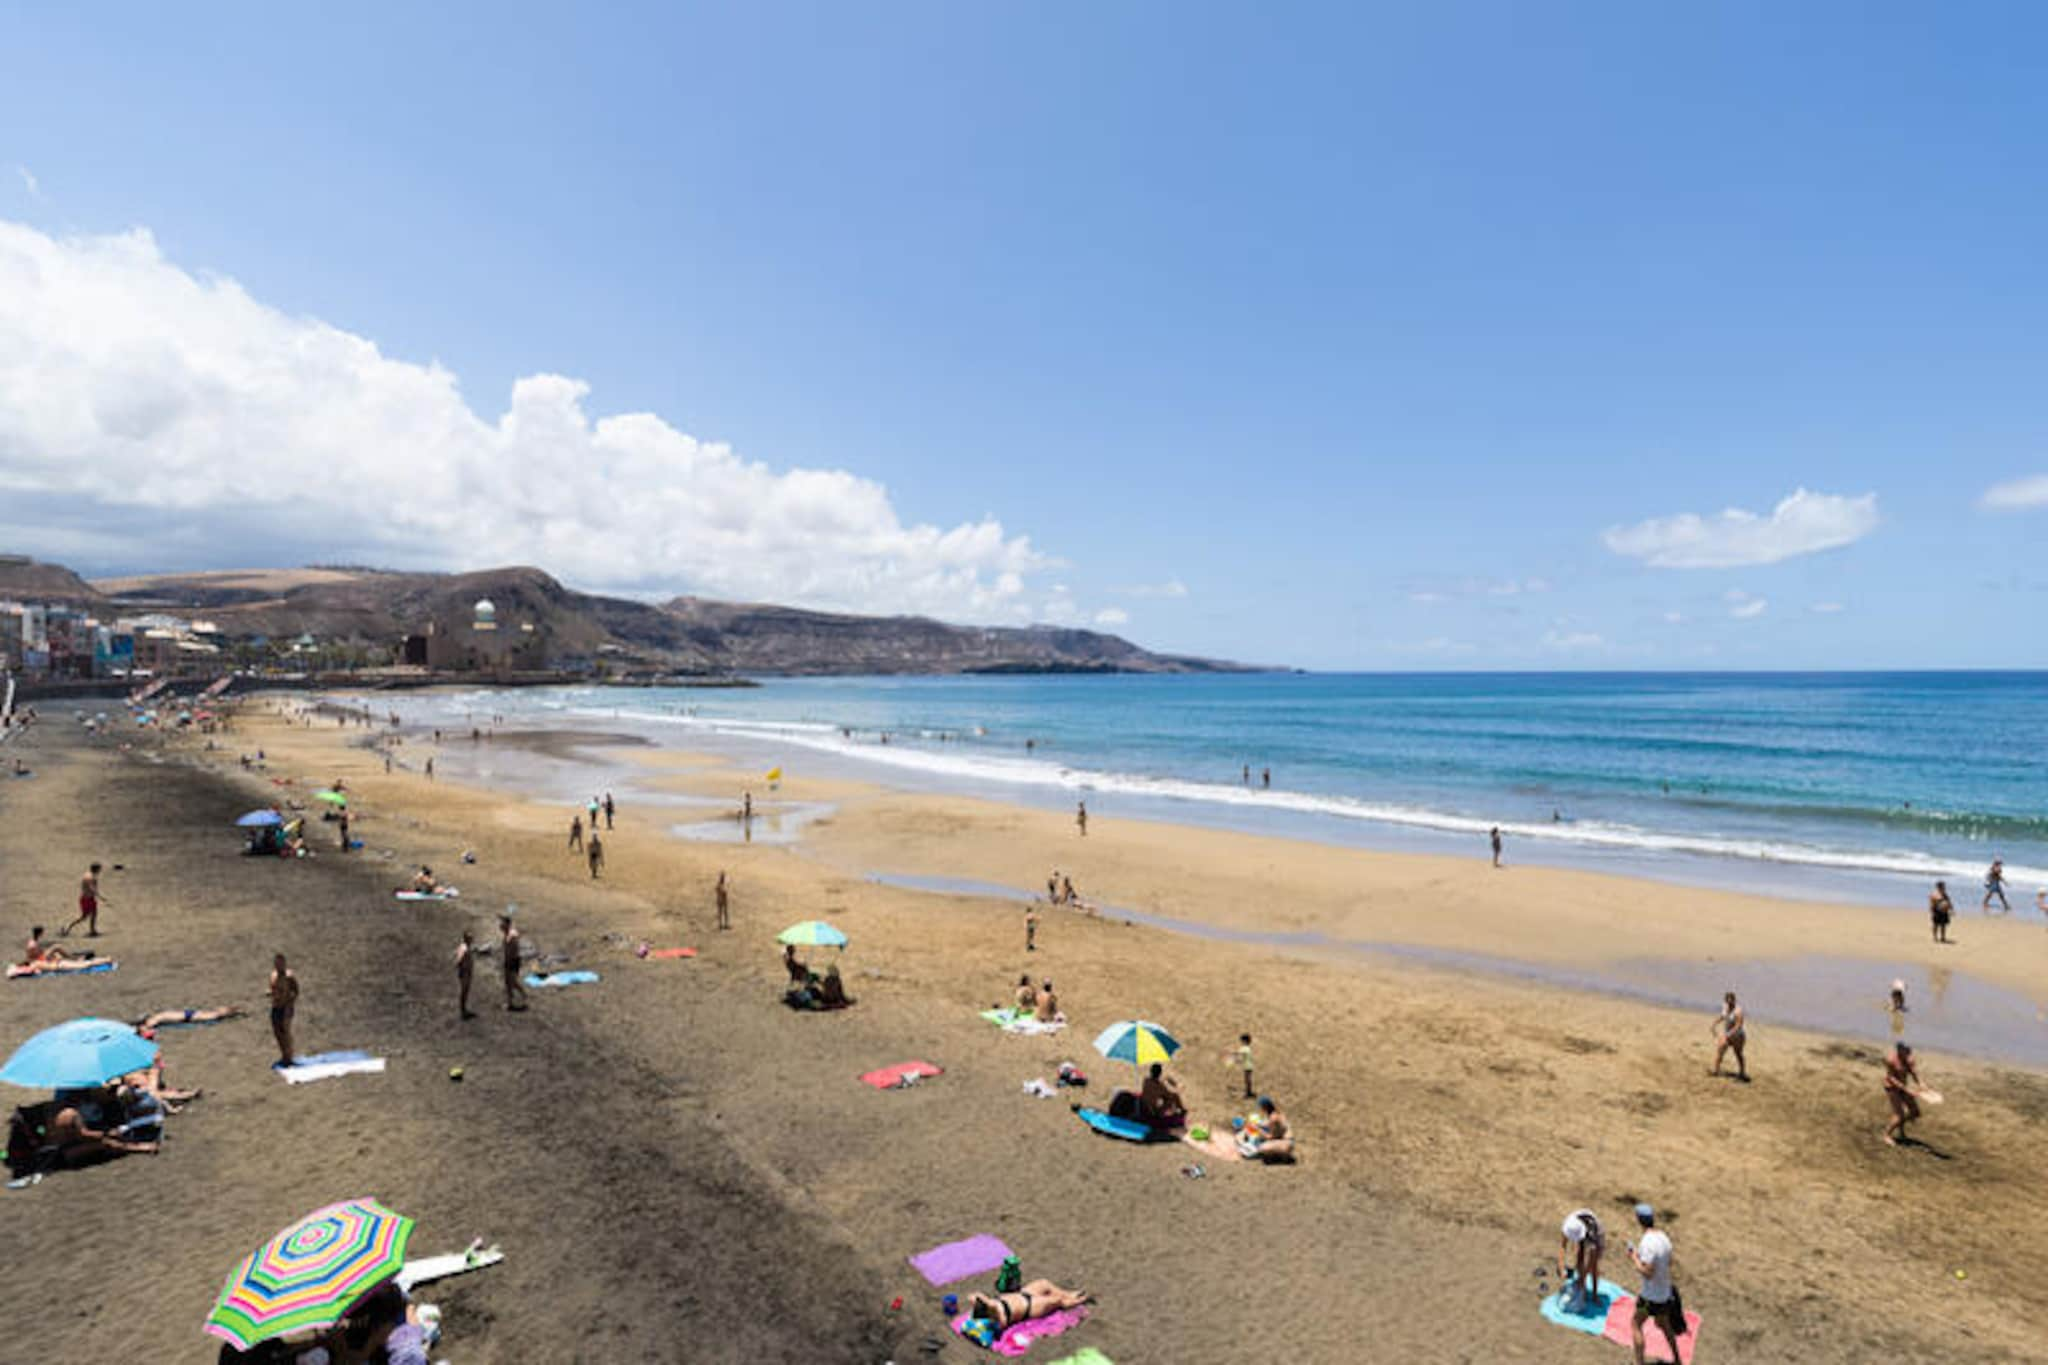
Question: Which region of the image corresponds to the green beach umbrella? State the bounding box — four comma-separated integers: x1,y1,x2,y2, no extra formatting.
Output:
313,790,349,807
776,920,847,949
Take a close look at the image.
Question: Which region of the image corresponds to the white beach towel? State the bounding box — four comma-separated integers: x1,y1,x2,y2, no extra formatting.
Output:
1022,1078,1058,1098
1005,1016,1066,1036
398,1241,504,1291
278,1052,386,1084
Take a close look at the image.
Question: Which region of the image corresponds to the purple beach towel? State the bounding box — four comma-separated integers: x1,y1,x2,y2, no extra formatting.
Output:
909,1234,1013,1287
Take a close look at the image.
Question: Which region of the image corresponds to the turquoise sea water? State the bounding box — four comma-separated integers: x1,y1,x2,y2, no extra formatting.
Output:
402,672,2048,896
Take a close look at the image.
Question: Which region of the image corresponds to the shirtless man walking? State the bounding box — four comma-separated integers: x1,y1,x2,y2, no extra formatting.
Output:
587,832,605,879
63,863,106,938
268,953,299,1068
499,912,528,1011
1882,1042,1929,1147
714,871,731,930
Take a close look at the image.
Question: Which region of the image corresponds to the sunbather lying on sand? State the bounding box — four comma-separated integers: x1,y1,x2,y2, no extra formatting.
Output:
21,925,72,965
123,1063,201,1107
132,1005,246,1033
966,1281,1092,1332
9,954,105,976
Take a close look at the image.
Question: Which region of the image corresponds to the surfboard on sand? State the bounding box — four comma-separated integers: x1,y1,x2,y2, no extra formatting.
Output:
394,888,460,901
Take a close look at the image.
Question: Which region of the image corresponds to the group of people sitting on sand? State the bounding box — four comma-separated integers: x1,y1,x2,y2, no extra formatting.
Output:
10,924,106,977
214,1277,439,1363
1012,974,1063,1024
782,944,853,1010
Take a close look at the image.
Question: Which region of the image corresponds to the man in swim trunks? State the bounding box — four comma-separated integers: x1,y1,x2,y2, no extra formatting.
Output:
1139,1062,1187,1128
500,913,528,1011
1035,980,1060,1023
715,870,730,930
63,863,105,937
132,1005,243,1034
586,832,604,879
268,953,299,1068
964,1280,1092,1334
1929,881,1953,944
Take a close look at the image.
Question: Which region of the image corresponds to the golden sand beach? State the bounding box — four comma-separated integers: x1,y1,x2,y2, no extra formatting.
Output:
6,697,2047,1362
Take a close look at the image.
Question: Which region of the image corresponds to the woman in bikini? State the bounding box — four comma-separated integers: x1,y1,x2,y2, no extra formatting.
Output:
965,1281,1092,1332
1709,991,1747,1080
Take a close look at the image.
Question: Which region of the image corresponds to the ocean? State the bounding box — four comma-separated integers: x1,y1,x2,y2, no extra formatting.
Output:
386,671,2048,904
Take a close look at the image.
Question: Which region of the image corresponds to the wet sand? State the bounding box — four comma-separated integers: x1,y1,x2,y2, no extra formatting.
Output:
7,700,2048,1362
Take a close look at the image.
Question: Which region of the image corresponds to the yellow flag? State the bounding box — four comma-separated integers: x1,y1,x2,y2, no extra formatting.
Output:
766,766,783,783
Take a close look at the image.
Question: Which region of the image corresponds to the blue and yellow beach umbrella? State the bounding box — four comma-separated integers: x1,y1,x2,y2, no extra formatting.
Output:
1092,1019,1181,1068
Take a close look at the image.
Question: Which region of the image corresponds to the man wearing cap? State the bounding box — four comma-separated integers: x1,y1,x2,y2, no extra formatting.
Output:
1556,1207,1604,1309
499,910,528,1012
1626,1203,1685,1364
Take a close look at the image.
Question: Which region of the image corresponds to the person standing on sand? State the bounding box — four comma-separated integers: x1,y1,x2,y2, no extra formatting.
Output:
455,929,476,1019
337,810,350,852
1490,827,1503,868
1024,905,1038,953
1262,767,1271,789
1709,991,1747,1080
499,912,528,1011
63,863,105,937
587,832,604,879
1234,1033,1255,1099
1060,874,1077,906
1929,880,1953,943
569,814,583,852
425,756,434,780
1625,1205,1684,1365
268,954,299,1068
603,792,615,830
715,870,731,930
1882,1042,1929,1146
1983,859,2010,913
1076,801,1087,837
587,796,601,831
1047,870,1059,903
742,791,753,822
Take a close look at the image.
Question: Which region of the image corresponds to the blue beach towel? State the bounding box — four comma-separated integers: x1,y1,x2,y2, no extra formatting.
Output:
1540,1278,1626,1336
524,970,599,988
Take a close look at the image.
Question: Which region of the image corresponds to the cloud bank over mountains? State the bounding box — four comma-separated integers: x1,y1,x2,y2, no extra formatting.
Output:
0,220,1069,623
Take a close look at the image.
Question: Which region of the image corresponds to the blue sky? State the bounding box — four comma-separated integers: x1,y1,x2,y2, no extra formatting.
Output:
2,3,2045,668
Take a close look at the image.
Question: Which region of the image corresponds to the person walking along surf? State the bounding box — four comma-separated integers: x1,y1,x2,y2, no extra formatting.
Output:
1983,859,2010,913
603,791,615,830
1076,801,1088,837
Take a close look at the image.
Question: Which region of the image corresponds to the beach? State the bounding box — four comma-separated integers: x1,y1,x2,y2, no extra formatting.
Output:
7,699,2048,1362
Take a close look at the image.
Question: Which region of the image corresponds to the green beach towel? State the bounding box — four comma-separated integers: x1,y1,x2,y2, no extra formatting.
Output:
1049,1350,1114,1365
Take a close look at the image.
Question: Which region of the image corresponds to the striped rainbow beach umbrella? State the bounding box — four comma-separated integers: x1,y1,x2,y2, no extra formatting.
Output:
776,920,847,949
203,1198,414,1351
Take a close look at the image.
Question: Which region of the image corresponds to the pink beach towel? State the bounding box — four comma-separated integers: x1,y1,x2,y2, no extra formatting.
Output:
860,1060,943,1089
1602,1295,1701,1364
909,1234,1012,1286
951,1306,1089,1356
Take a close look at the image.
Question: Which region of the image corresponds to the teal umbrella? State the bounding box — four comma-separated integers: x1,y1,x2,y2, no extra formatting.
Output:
776,921,847,948
1,1017,158,1090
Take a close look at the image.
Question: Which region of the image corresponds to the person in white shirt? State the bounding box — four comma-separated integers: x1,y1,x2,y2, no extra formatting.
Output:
1626,1203,1685,1364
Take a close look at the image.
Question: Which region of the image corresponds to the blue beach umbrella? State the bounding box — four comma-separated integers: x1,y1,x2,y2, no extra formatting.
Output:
1,1017,159,1090
236,810,284,828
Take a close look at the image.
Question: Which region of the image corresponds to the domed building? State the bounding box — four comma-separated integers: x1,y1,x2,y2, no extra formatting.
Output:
472,598,498,631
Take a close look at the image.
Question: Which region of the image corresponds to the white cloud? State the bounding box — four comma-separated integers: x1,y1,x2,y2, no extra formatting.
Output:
1116,579,1188,599
1541,629,1604,651
1724,589,1768,620
13,167,39,200
0,220,1058,621
1602,488,1879,568
1808,601,1845,615
1092,606,1129,628
1404,575,1549,604
1662,611,1685,624
1980,474,2048,511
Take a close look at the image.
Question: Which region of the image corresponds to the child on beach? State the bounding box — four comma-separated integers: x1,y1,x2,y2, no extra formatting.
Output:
1232,1033,1255,1099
